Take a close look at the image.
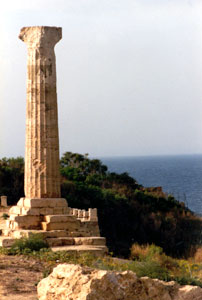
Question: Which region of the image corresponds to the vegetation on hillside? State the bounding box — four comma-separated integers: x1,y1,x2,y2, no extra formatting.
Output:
0,157,24,203
0,153,202,258
1,235,202,287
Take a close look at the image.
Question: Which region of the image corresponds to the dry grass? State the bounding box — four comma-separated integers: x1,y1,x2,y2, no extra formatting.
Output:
130,243,151,260
193,247,202,263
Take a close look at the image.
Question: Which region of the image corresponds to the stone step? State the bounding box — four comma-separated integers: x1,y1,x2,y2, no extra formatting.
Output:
41,220,80,231
0,236,16,247
51,245,108,256
46,237,106,247
2,229,71,239
43,215,76,223
2,228,100,239
74,237,106,246
0,236,108,256
47,237,74,246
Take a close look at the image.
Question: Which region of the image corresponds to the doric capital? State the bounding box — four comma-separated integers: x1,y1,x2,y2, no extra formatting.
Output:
19,26,62,48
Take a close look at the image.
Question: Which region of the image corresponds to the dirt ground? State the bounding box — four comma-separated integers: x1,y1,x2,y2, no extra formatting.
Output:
0,254,49,300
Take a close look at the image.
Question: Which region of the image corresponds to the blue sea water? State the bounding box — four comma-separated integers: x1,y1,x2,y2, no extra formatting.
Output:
100,155,202,214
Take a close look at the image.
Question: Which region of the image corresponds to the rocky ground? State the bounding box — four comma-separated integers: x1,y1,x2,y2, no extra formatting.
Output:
0,254,47,300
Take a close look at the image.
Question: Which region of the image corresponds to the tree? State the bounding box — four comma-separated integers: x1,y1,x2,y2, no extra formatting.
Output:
0,157,24,205
60,152,108,181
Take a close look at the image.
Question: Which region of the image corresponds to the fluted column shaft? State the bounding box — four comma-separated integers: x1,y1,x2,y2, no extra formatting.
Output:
19,26,62,198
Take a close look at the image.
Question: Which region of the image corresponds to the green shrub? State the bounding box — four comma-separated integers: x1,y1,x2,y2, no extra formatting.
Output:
175,276,202,288
147,244,164,259
9,234,49,254
131,244,163,261
128,260,171,281
2,213,9,220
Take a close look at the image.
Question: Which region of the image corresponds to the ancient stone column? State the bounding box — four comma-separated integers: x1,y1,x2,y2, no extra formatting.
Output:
19,26,62,199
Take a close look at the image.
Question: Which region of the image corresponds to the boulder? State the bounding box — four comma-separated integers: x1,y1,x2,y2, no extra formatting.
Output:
37,264,202,300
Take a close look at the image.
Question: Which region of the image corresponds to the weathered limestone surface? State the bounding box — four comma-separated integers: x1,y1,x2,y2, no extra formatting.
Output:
37,264,202,300
19,26,62,199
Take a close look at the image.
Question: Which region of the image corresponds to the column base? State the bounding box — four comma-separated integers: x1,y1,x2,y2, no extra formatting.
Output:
17,197,68,210
0,196,105,252
4,198,101,238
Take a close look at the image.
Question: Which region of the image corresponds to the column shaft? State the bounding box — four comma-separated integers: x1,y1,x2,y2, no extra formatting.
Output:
20,26,62,199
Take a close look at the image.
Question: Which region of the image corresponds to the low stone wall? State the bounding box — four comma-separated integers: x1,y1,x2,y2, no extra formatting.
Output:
38,264,202,300
68,207,98,222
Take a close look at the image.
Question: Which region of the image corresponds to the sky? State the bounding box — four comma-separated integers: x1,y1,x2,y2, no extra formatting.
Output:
1,0,202,157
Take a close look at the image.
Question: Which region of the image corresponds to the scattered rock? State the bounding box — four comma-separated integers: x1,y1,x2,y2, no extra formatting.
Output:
37,264,202,300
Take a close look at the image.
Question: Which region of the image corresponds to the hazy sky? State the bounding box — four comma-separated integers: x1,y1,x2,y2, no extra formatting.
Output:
1,0,202,157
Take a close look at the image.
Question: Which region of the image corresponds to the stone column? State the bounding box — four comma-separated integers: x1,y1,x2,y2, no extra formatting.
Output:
19,26,62,199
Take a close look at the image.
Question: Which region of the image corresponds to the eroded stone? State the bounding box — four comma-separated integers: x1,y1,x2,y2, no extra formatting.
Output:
37,264,202,300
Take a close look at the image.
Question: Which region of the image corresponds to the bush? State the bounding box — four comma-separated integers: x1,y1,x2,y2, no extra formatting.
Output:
131,260,171,281
2,213,9,220
194,247,202,263
9,234,49,254
175,276,202,288
131,243,179,272
131,243,163,261
130,243,151,260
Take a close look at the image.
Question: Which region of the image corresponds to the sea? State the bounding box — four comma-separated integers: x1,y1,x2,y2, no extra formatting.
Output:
100,155,202,215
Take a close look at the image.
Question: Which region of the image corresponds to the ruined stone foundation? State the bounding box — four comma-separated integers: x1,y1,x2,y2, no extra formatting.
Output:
1,198,106,255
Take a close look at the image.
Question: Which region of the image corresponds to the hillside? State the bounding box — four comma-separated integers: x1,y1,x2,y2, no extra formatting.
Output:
0,152,202,258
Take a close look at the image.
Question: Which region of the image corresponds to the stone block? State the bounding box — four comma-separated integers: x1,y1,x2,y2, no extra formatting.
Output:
65,231,81,237
21,207,41,216
6,220,11,228
68,208,73,215
1,196,7,207
60,238,75,245
9,206,21,215
14,215,41,223
46,237,75,247
10,230,45,239
9,214,18,221
63,207,69,214
83,211,89,218
89,208,98,221
2,229,11,237
47,238,63,247
52,207,64,215
24,198,68,208
0,238,15,247
12,230,29,239
13,222,19,230
41,221,80,231
74,237,106,246
78,210,83,218
44,230,69,238
11,215,41,229
39,207,54,215
44,215,76,223
17,197,25,207
79,221,100,237
73,209,78,217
